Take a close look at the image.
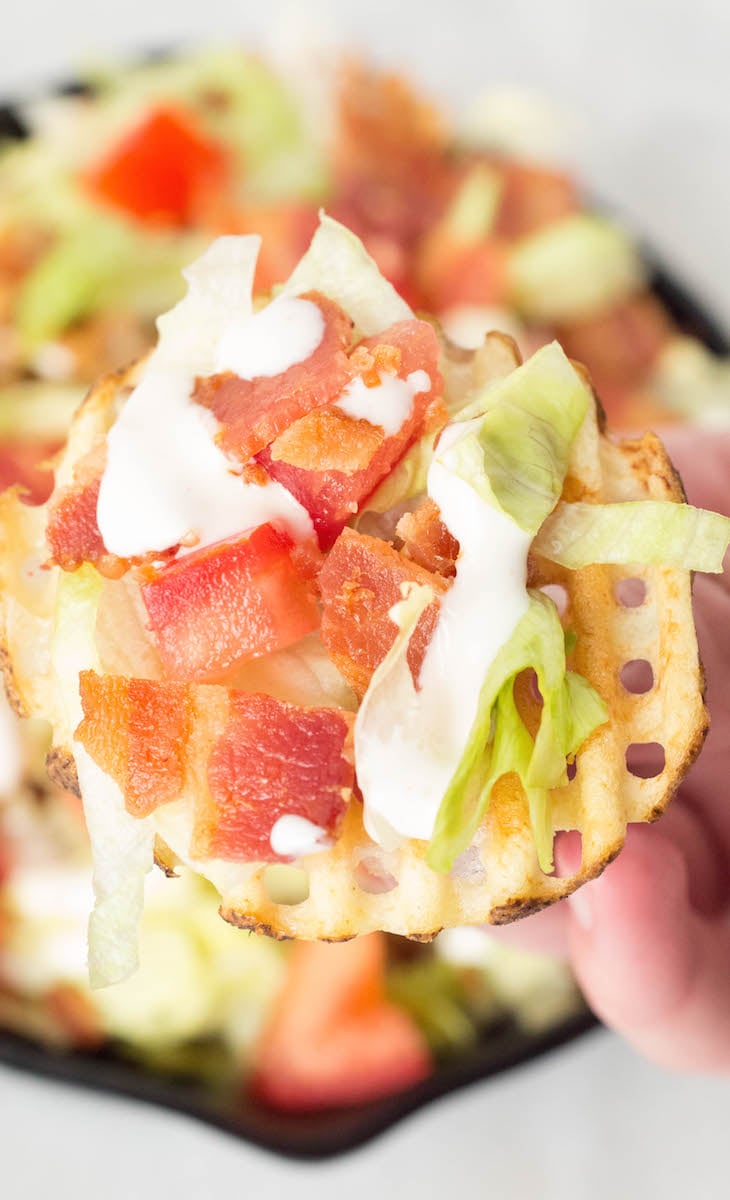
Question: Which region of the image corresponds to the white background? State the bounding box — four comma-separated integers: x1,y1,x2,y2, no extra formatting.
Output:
1,2,729,1196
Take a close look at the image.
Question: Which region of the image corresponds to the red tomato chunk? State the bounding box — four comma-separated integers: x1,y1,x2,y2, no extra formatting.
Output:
85,105,229,227
141,523,319,683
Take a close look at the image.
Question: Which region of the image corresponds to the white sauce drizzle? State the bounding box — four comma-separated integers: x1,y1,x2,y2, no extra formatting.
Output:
215,295,325,379
97,294,327,560
269,814,332,858
356,421,532,845
335,369,430,436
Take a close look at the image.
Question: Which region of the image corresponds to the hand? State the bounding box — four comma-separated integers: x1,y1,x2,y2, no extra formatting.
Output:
495,428,730,1072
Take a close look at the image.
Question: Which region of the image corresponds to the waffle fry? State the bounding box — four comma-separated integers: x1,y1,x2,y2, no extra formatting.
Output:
0,332,707,944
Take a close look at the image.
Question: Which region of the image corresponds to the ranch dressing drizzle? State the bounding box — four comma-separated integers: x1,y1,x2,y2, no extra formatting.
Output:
97,295,324,560
269,814,332,859
356,420,532,846
335,369,430,436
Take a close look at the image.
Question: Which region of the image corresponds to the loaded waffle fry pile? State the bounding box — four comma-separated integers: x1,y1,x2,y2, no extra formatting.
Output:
0,216,727,988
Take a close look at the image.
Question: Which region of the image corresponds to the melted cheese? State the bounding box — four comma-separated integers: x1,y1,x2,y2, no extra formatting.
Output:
356,421,531,845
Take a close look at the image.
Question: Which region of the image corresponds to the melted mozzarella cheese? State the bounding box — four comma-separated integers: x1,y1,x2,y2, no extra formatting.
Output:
0,689,22,797
335,369,430,436
269,814,332,858
356,422,531,845
215,295,324,378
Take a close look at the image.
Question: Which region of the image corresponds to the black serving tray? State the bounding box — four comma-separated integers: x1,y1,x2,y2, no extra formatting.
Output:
0,77,728,1161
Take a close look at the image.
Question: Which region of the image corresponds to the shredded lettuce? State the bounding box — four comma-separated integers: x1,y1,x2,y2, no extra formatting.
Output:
0,381,83,438
283,213,413,335
508,214,644,323
441,163,502,243
535,500,730,573
427,592,607,873
362,430,438,514
15,216,208,346
51,567,154,989
442,342,591,532
153,234,259,375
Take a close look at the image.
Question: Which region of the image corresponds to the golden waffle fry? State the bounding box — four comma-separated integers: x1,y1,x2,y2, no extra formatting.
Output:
0,339,707,943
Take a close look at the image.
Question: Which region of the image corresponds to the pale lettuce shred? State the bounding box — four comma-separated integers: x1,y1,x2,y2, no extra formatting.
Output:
51,567,154,989
283,213,413,334
535,501,730,573
508,213,644,323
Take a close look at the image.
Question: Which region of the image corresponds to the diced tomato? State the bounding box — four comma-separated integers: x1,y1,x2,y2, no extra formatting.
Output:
495,162,578,239
76,671,192,818
251,934,431,1112
193,291,354,463
260,318,446,549
396,498,459,577
558,293,672,389
84,105,229,228
0,438,62,505
141,524,320,684
416,231,510,311
45,984,105,1051
202,692,353,862
319,528,447,697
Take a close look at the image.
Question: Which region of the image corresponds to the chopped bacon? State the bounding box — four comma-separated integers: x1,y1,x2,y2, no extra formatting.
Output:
396,498,459,577
558,294,673,389
319,528,448,697
260,319,446,549
202,692,354,863
140,524,320,683
46,453,109,573
495,162,579,239
416,234,510,311
193,291,354,462
76,671,192,817
45,450,173,578
0,438,62,505
84,105,229,228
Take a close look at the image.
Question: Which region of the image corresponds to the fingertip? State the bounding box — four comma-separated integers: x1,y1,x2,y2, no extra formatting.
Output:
568,825,695,1030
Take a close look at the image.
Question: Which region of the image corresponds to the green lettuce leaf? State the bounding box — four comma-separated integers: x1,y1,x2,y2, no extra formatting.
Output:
508,214,644,323
52,566,154,988
427,591,607,874
534,500,730,573
441,163,502,243
283,213,413,335
441,341,591,532
15,216,208,345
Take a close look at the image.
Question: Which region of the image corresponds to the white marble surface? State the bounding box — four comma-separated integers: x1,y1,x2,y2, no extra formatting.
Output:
1,3,729,1196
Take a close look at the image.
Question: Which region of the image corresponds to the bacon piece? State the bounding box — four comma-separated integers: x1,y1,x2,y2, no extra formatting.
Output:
261,319,446,549
495,162,578,238
558,294,672,389
0,438,62,505
141,524,320,684
76,671,192,817
396,498,459,578
201,692,354,863
46,447,107,572
193,291,354,462
319,528,448,697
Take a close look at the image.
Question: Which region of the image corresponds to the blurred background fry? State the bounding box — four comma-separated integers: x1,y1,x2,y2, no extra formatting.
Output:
1,2,729,1197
